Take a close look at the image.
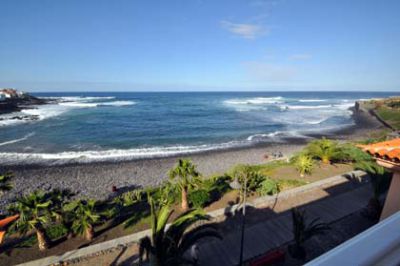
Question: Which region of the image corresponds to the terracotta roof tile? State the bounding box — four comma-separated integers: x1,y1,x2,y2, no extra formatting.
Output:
0,214,19,229
360,138,400,162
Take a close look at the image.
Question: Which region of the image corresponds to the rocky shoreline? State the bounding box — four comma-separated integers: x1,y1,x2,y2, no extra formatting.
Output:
0,94,50,114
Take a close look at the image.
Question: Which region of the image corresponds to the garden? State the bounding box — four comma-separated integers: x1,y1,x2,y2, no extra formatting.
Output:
0,137,392,265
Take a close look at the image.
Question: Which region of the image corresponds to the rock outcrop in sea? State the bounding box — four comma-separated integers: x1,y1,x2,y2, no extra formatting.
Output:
0,88,49,115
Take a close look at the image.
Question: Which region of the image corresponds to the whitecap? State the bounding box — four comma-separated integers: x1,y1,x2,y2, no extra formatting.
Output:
298,99,327,102
0,132,35,147
224,97,284,105
282,105,333,110
99,101,136,106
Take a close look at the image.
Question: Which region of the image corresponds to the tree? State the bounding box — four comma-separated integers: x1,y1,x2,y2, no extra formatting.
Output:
289,208,330,259
294,155,314,178
305,138,341,164
65,199,101,241
9,191,52,251
0,172,13,196
169,159,201,211
139,197,222,266
47,189,75,238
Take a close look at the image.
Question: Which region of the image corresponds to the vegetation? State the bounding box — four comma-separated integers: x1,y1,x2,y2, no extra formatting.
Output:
113,189,144,208
0,140,382,260
304,138,342,164
276,179,308,190
169,159,201,211
138,196,222,266
65,199,101,241
9,191,52,251
288,208,330,259
232,164,266,197
293,155,314,177
188,189,210,208
355,161,392,219
0,172,13,195
257,177,279,196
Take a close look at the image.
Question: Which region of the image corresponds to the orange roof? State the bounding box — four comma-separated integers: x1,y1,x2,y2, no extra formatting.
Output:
0,215,19,245
0,214,19,229
359,138,400,162
0,231,5,244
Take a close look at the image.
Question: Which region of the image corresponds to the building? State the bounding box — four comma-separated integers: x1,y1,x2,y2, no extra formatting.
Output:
0,88,24,99
360,138,400,221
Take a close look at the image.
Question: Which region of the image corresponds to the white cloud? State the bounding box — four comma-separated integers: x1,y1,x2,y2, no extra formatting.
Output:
289,54,312,60
242,61,297,81
220,20,268,39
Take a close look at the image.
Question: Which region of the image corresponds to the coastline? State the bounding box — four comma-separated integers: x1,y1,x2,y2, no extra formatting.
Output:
0,103,388,208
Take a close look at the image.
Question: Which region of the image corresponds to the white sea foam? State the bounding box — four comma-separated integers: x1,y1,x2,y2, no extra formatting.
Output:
21,104,72,119
224,97,284,105
0,132,35,147
56,96,116,101
298,99,326,102
284,104,333,110
0,140,256,165
99,101,136,106
59,100,135,107
59,102,98,108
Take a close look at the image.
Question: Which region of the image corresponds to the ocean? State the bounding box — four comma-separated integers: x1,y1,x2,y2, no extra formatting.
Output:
0,91,397,164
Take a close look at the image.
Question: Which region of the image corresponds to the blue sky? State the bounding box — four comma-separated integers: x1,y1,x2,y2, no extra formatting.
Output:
0,0,399,91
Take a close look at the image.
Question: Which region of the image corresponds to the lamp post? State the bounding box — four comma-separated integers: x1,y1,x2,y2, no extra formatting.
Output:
230,174,247,266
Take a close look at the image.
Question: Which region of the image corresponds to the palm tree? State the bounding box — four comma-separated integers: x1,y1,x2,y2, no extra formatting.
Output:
47,189,75,238
289,208,329,259
294,155,314,178
65,199,101,241
139,197,222,266
169,159,201,211
0,172,13,196
9,191,52,251
305,138,341,164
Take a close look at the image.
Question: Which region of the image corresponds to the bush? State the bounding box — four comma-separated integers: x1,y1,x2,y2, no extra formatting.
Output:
46,224,68,240
294,155,314,177
257,178,279,196
150,183,180,206
188,189,211,208
277,179,308,190
337,144,372,163
202,175,231,202
304,138,342,164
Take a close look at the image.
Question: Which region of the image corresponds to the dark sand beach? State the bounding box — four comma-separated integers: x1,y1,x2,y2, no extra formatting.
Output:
0,105,387,209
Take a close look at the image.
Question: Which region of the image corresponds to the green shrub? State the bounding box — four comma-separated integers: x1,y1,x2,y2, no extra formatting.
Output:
188,189,211,208
304,138,342,164
46,224,68,240
113,189,144,208
337,144,372,163
257,178,279,196
294,155,314,177
231,165,267,195
150,183,180,206
202,175,231,202
277,179,308,190
244,171,266,194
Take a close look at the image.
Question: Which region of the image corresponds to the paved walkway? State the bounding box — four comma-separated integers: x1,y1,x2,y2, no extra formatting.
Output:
197,185,371,266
